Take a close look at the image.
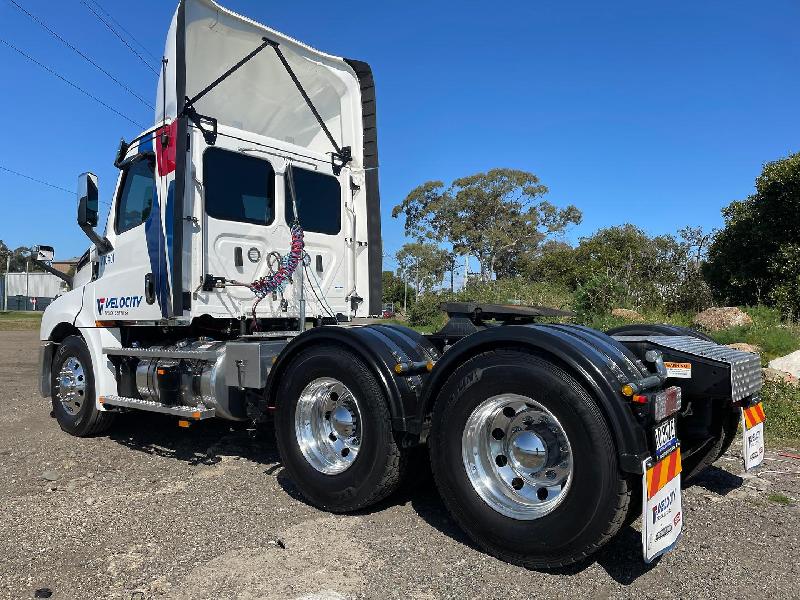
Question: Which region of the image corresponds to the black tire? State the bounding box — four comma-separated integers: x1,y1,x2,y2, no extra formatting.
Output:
429,349,630,569
605,323,715,342
274,345,407,512
51,335,115,437
681,408,740,483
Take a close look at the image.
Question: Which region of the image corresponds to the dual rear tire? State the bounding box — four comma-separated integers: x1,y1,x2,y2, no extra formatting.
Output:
274,345,408,512
275,345,629,568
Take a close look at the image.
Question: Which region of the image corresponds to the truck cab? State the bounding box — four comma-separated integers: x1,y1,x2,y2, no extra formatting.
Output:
46,0,380,337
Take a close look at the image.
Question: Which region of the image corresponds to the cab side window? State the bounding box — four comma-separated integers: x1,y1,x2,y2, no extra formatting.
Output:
285,167,341,234
115,158,155,234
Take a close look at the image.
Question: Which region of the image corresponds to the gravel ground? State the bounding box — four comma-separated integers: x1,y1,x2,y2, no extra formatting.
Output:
1,329,799,600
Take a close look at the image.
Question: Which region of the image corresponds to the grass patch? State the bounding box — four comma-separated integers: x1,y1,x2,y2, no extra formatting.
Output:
380,318,437,334
767,492,794,506
762,381,800,444
577,309,695,332
0,311,43,331
709,306,800,364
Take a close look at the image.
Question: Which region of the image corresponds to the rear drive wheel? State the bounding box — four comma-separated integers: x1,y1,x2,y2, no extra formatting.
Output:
51,335,114,436
430,349,630,569
274,345,407,512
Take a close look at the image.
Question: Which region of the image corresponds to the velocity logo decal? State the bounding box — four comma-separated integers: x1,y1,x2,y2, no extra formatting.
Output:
96,296,143,316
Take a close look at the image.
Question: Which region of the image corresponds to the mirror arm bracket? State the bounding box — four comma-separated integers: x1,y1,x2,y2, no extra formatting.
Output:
32,259,73,288
80,224,113,255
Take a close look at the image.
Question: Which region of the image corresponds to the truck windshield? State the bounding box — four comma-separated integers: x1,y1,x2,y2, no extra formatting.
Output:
204,148,275,226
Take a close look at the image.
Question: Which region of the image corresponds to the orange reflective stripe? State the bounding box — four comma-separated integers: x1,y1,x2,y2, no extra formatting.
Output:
743,403,766,429
744,407,754,429
647,450,682,500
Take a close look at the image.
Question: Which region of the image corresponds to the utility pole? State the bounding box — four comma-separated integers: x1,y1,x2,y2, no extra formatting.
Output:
25,257,30,312
403,268,408,314
3,254,9,311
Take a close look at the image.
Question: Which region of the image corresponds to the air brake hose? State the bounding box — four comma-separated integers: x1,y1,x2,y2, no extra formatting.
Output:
249,222,305,298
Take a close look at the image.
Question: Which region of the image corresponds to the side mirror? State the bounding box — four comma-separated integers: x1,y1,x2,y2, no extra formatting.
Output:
77,172,99,228
76,172,112,254
31,245,73,288
34,245,55,262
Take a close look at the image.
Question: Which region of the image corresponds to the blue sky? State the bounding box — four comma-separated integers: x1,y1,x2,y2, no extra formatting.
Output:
0,0,797,270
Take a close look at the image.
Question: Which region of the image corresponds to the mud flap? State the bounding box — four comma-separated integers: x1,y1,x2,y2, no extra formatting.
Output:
741,401,766,471
642,448,683,563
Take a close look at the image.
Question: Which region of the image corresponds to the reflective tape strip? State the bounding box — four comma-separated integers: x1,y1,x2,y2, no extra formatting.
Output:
744,402,766,429
647,450,682,500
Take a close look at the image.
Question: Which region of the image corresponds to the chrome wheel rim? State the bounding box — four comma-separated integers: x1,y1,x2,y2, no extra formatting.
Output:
55,356,87,416
462,394,573,520
295,377,362,475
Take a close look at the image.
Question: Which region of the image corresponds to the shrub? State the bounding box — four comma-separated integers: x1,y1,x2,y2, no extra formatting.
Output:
762,381,800,443
709,306,800,364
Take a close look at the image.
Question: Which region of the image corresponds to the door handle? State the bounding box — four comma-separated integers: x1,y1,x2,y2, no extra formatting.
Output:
144,273,155,304
234,247,243,268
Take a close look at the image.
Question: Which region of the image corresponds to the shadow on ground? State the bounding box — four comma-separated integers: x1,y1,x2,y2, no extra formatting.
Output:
690,465,744,496
106,412,280,467
105,416,738,585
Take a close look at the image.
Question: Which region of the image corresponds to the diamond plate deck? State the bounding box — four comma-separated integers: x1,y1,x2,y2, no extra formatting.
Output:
613,335,762,402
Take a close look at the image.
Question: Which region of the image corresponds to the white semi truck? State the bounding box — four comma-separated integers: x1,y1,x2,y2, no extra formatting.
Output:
37,0,766,568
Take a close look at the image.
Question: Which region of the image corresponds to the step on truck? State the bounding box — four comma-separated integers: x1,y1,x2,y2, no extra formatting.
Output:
37,0,767,568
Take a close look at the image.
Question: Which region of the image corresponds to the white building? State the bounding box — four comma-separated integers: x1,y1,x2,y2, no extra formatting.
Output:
2,272,69,311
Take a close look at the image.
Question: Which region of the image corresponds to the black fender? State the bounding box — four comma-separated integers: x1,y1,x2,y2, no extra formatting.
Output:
265,324,439,434
606,323,714,342
419,324,652,474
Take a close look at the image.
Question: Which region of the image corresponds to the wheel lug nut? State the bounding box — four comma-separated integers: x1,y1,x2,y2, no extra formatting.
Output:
502,407,516,418
491,428,505,440
495,455,508,467
329,433,337,441
511,477,524,490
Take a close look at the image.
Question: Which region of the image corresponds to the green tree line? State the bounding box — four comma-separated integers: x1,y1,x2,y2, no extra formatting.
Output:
389,151,800,326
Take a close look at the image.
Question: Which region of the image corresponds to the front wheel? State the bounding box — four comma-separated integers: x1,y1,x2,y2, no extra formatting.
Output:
51,335,114,436
430,349,630,569
274,345,408,512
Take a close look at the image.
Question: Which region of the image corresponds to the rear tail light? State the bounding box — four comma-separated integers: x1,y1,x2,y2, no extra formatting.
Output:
653,386,682,421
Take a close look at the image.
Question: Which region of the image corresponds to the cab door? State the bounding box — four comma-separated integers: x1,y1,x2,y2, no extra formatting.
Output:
196,142,283,319
284,163,349,317
193,133,349,320
91,155,167,321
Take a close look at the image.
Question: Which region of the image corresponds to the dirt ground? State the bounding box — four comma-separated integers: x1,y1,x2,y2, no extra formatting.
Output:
1,329,799,600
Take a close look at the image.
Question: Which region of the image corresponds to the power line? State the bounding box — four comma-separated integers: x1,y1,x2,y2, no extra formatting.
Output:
79,0,158,75
0,36,145,129
0,165,72,194
85,0,159,62
7,0,153,109
0,164,112,207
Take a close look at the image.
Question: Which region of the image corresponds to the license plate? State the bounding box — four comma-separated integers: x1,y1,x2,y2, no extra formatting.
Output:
642,448,683,563
741,401,766,470
653,417,677,459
